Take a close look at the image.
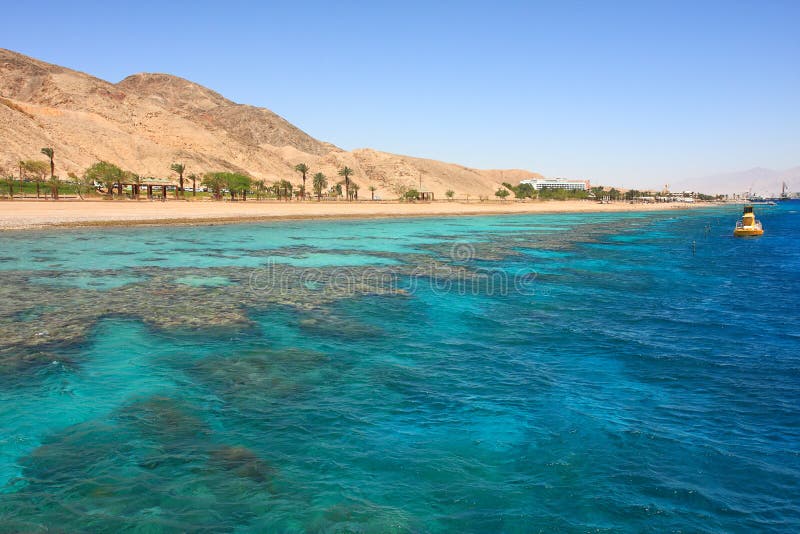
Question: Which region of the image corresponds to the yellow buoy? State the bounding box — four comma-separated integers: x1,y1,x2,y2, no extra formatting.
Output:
733,205,764,237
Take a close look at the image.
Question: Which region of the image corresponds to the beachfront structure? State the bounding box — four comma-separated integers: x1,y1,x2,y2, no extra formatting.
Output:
519,178,590,191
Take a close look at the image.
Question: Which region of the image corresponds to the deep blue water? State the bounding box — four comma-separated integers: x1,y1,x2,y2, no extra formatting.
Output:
0,204,798,532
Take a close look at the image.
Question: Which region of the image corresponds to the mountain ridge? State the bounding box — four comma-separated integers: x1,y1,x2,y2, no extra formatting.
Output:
0,48,540,197
673,166,800,196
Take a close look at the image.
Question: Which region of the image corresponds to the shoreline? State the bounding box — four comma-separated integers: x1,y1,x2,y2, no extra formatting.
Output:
0,199,725,231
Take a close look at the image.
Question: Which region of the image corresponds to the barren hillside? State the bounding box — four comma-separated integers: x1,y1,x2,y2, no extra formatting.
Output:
0,48,541,198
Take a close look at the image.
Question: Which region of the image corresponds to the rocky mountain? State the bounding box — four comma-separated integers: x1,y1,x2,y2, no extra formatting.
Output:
0,48,540,197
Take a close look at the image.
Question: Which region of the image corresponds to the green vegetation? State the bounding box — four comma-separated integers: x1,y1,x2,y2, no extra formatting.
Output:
499,180,590,200
271,179,293,200
338,166,354,200
537,188,588,200
502,181,531,199
252,179,267,199
312,172,327,201
123,171,142,198
170,163,186,198
85,161,123,197
200,172,252,200
7,149,721,204
228,173,252,200
41,147,57,198
2,179,88,198
2,173,14,198
187,173,198,197
201,172,224,199
510,182,535,199
47,175,61,200
20,160,49,198
697,193,720,201
294,163,309,200
403,188,419,202
41,147,55,182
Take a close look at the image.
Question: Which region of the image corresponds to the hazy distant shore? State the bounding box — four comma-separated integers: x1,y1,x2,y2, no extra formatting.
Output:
0,199,723,231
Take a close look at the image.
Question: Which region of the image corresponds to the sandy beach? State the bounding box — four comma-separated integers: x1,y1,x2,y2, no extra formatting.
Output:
0,199,719,230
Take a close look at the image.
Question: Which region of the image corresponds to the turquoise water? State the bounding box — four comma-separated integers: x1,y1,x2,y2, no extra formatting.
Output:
0,205,798,531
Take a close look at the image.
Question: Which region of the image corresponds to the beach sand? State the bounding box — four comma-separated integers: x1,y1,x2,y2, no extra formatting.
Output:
0,199,716,230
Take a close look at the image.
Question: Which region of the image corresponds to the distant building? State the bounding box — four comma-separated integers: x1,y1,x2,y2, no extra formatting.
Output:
519,178,590,191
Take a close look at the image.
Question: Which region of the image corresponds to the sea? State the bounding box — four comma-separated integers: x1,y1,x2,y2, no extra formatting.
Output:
0,203,798,532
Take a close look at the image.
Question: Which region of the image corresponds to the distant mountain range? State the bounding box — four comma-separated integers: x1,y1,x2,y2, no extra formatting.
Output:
0,48,540,198
672,166,800,196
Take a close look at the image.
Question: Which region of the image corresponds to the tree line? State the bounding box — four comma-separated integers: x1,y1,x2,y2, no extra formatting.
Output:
3,148,62,199
1,151,376,201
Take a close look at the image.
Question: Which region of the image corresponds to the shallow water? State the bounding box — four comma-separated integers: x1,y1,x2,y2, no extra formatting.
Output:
0,205,798,532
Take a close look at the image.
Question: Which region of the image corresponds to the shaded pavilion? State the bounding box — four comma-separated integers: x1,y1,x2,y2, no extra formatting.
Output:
114,177,175,199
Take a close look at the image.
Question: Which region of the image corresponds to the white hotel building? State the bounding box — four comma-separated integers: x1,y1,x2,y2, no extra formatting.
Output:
519,178,591,191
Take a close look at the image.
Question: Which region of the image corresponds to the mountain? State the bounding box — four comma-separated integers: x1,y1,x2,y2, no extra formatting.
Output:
0,48,540,197
672,166,800,196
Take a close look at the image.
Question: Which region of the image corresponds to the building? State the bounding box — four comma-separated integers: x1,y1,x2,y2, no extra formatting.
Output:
519,178,590,191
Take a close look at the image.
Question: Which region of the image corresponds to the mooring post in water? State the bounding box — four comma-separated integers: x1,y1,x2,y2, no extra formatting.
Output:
692,240,696,255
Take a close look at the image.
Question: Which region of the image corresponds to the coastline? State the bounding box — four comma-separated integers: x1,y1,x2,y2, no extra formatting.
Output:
0,199,723,231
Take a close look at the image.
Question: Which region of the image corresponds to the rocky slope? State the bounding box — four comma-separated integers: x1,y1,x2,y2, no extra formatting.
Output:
0,48,540,197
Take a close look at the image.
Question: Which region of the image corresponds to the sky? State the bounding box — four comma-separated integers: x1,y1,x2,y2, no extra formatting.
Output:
2,0,798,188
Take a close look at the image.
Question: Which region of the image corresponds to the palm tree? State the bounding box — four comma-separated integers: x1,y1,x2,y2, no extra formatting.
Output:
1,165,11,199
41,147,54,181
294,163,309,200
188,173,198,197
338,166,354,200
279,179,293,200
312,172,327,201
253,179,266,199
47,174,60,200
2,169,14,199
170,163,186,198
17,161,24,197
240,174,253,201
202,172,224,200
24,160,49,198
368,185,377,200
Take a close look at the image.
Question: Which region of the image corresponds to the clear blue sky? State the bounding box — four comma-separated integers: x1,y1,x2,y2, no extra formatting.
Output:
3,0,798,187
